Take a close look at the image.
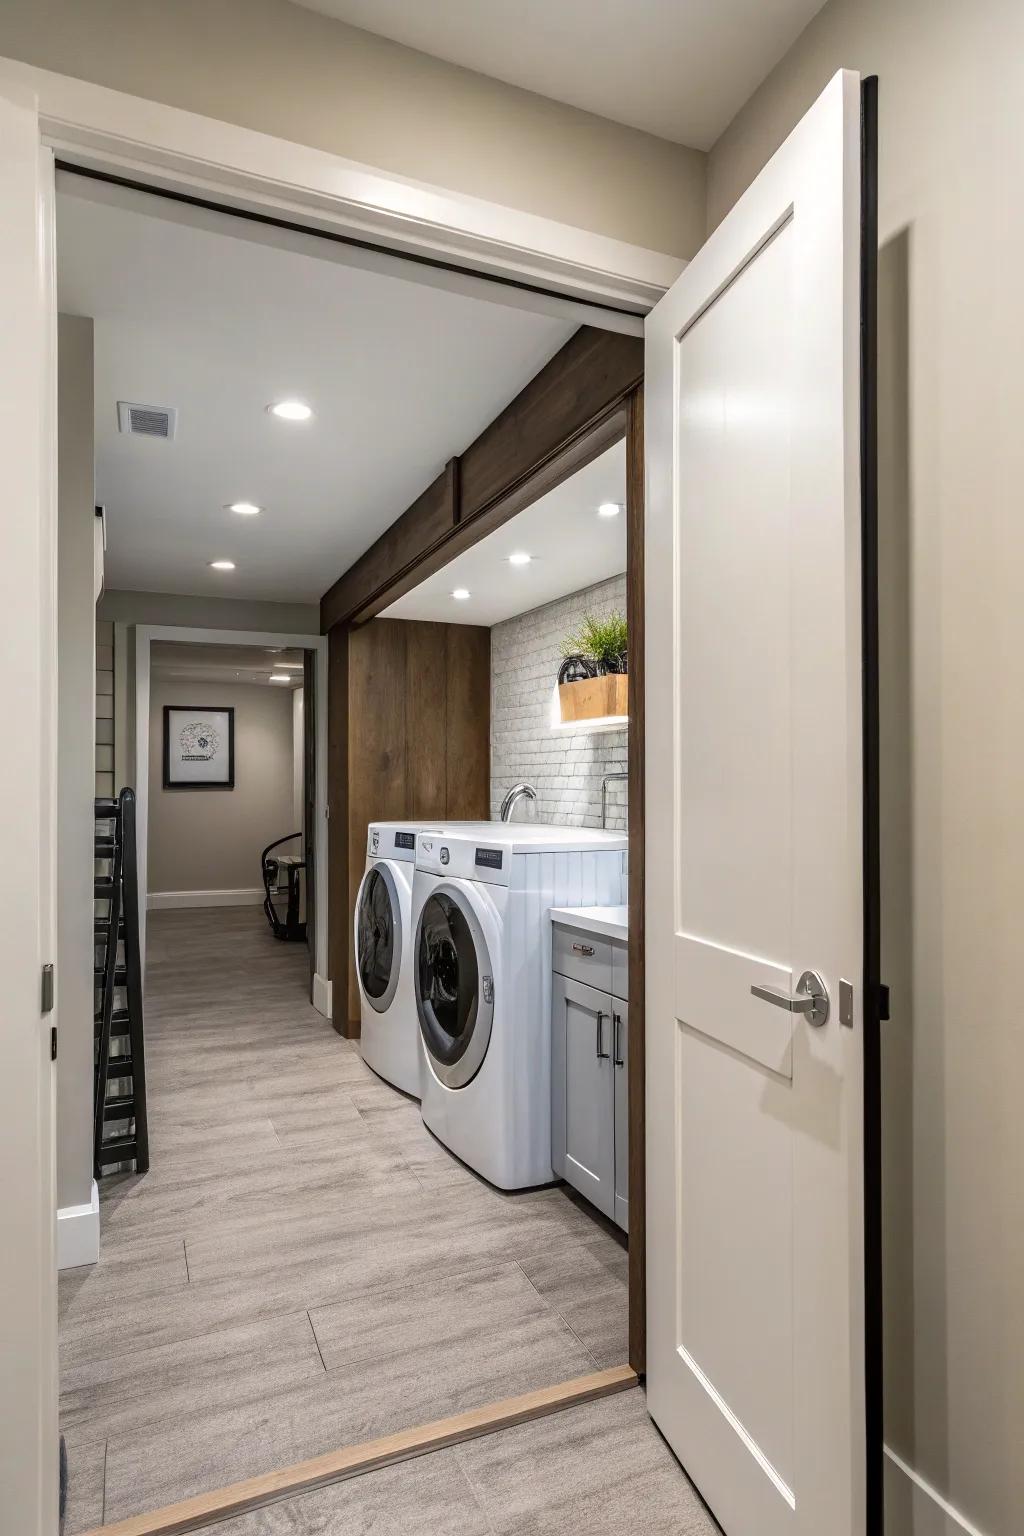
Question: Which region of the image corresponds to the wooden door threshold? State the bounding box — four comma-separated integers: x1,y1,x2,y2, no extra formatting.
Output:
80,1364,638,1536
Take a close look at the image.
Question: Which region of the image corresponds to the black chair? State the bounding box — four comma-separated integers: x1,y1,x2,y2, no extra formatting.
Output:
261,832,307,941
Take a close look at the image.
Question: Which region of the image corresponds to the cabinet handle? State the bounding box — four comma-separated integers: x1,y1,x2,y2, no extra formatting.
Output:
573,942,595,957
613,1013,624,1067
595,1011,609,1059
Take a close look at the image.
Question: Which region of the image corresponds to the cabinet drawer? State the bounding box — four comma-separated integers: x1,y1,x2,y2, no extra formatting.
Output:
552,923,613,993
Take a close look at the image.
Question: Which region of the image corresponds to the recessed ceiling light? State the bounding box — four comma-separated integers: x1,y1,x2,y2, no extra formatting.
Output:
270,673,291,683
451,588,471,601
597,502,623,518
209,560,236,571
227,501,262,516
507,552,534,566
268,400,313,422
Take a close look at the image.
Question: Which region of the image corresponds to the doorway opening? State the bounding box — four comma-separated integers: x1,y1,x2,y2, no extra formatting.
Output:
54,160,656,1536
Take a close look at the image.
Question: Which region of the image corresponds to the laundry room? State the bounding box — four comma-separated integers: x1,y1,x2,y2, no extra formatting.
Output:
341,432,638,1401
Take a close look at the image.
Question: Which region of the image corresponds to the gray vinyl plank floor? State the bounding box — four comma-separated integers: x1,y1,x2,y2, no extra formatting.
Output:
60,906,630,1529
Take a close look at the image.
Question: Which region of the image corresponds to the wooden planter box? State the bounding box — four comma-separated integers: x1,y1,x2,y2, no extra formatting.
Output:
558,673,628,723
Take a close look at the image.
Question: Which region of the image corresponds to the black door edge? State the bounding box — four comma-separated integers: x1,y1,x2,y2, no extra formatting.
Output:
859,72,884,1536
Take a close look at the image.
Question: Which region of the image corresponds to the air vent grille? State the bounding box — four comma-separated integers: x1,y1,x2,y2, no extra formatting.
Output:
117,401,177,439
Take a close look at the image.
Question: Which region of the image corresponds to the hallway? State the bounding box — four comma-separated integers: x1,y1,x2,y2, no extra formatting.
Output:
55,907,709,1532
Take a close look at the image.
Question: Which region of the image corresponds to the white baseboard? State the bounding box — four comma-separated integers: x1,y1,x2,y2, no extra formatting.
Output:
148,887,265,910
313,972,332,1020
884,1446,989,1536
57,1179,99,1270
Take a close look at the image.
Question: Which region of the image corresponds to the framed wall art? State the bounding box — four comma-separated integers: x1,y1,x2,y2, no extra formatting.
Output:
162,705,235,790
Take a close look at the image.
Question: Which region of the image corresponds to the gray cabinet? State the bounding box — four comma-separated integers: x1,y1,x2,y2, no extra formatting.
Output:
613,999,629,1231
551,926,628,1232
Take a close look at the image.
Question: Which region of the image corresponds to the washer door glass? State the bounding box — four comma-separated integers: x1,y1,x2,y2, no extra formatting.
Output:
416,888,493,1088
357,865,401,1012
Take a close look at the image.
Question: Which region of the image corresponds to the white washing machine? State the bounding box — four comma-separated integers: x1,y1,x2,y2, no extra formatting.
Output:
355,820,500,1096
413,825,627,1189
355,820,445,1097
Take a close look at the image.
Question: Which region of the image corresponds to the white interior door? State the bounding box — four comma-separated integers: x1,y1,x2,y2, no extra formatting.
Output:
645,70,868,1536
0,84,59,1536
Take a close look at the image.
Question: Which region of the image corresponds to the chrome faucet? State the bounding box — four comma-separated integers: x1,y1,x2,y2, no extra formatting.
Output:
601,771,628,829
500,782,537,822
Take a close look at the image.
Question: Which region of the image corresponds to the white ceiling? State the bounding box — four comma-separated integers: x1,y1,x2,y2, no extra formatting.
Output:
382,440,626,626
151,641,305,688
56,181,575,603
293,0,826,150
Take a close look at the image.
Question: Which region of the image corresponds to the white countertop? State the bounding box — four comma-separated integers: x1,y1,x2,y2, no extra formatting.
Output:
549,904,628,942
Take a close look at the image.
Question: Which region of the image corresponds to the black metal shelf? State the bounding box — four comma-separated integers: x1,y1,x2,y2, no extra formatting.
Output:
93,788,149,1178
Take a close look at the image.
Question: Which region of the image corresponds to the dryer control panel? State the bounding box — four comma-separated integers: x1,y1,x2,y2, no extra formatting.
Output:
416,833,511,886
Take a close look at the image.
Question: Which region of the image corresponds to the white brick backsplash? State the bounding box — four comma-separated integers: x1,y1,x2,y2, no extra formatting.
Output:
490,574,628,830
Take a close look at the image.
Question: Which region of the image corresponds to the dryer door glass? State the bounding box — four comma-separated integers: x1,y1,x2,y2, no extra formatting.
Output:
357,867,398,1009
416,890,493,1087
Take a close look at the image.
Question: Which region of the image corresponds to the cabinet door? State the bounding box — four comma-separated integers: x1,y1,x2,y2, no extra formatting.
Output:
552,973,615,1219
613,998,629,1232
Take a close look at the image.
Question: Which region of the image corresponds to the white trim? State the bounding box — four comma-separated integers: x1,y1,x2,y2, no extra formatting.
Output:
148,887,265,910
0,56,681,316
312,972,333,1021
884,1446,991,1536
56,1180,99,1271
135,625,329,986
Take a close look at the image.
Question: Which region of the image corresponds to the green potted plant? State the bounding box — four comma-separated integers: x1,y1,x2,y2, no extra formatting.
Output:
558,612,628,722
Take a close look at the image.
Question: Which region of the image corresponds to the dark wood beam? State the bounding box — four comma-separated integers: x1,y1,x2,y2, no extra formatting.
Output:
319,326,643,631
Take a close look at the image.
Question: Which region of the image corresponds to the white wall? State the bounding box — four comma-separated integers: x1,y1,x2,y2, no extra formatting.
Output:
292,686,304,841
490,575,627,830
708,4,1024,1531
148,679,296,898
0,0,706,258
56,313,95,1213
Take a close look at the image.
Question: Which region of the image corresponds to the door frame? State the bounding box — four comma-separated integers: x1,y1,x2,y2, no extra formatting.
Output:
133,626,330,1011
0,55,681,320
4,52,676,1529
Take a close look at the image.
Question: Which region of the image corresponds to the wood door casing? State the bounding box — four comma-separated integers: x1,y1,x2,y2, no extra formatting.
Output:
331,617,491,1033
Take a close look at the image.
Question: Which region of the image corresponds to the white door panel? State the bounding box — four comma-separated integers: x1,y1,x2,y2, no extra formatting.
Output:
645,69,867,1536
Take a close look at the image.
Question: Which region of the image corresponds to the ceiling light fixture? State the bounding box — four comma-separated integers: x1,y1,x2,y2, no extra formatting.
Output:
597,502,623,518
268,400,313,422
451,588,471,601
507,552,534,566
209,559,236,571
269,673,291,683
227,501,262,516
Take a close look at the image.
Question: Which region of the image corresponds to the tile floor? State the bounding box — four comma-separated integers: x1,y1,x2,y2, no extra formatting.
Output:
61,906,686,1531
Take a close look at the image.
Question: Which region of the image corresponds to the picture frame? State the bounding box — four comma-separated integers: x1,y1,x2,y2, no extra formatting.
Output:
162,705,235,790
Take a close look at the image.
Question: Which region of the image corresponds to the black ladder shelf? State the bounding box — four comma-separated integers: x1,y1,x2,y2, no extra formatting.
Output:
94,788,149,1176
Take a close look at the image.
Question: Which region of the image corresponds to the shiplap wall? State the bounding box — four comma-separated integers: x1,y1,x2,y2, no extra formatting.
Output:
96,618,114,798
490,574,628,830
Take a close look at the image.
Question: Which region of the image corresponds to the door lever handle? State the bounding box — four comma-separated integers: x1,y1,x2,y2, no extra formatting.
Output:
751,970,829,1027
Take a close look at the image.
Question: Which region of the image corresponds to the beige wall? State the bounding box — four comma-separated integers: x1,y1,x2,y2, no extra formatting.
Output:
149,679,296,895
707,4,1024,1531
0,0,705,257
98,588,319,635
56,314,95,1212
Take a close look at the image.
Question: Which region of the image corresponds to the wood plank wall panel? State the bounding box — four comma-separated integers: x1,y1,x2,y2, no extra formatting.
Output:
405,623,450,820
327,624,349,1030
332,618,490,1035
445,626,491,817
